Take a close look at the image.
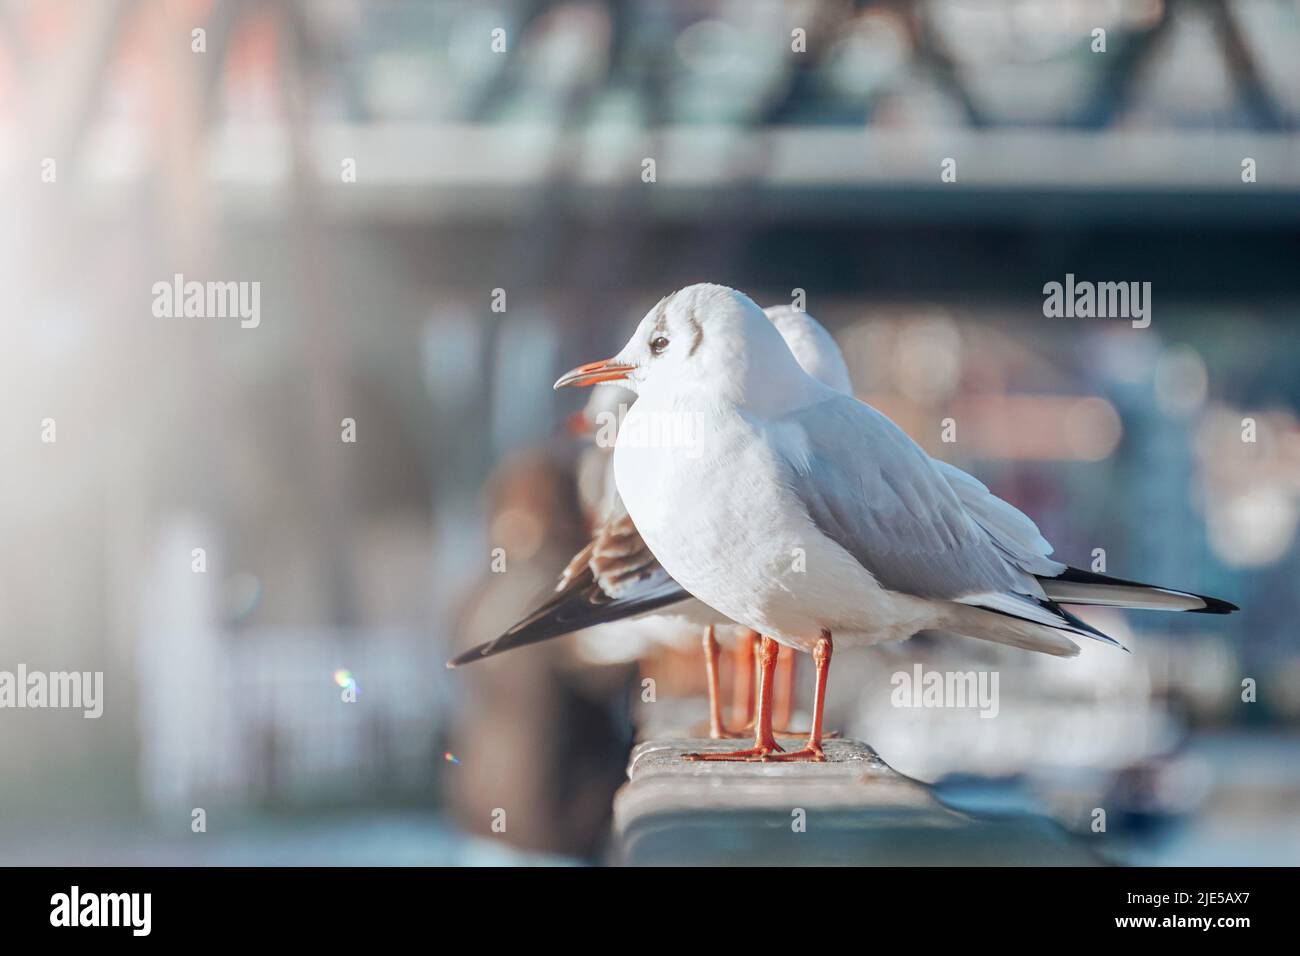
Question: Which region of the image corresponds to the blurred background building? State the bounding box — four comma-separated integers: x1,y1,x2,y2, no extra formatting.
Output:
0,0,1297,864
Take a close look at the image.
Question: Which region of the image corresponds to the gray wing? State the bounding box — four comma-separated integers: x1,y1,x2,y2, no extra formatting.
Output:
932,459,1065,578
776,395,1048,601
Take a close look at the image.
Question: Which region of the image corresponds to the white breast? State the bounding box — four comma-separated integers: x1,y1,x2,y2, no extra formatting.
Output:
614,400,938,652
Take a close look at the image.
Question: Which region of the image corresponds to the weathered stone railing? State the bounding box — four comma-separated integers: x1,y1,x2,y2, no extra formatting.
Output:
613,738,1101,865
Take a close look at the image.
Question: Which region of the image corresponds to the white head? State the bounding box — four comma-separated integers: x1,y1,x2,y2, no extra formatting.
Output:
555,284,830,411
763,305,853,396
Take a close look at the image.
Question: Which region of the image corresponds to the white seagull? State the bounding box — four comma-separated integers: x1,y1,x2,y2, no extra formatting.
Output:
551,283,1238,761
448,305,852,739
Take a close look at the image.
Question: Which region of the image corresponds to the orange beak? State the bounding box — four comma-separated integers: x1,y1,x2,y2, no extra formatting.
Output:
553,358,635,390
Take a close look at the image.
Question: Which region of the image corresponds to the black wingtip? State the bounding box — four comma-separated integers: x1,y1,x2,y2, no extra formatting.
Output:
1054,602,1129,652
445,643,497,669
1049,566,1239,615
1188,594,1239,614
445,580,690,668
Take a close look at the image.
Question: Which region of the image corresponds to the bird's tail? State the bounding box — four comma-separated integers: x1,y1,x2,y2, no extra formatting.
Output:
1037,567,1238,614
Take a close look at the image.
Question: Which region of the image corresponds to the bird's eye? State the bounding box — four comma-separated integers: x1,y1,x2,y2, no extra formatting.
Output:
650,335,669,355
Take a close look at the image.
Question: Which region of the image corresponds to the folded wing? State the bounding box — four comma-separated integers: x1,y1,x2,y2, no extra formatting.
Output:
779,394,1234,651
780,395,1048,602
447,507,690,667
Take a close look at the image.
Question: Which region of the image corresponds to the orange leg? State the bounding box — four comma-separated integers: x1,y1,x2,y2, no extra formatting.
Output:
766,644,837,738
730,628,759,728
766,631,832,762
686,636,784,761
703,626,745,739
772,644,795,731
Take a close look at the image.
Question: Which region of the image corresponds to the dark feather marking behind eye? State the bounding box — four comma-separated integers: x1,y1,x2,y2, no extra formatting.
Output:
652,297,670,328
687,313,703,357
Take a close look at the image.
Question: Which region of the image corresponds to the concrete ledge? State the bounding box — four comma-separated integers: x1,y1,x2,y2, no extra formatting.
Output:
613,738,1101,866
